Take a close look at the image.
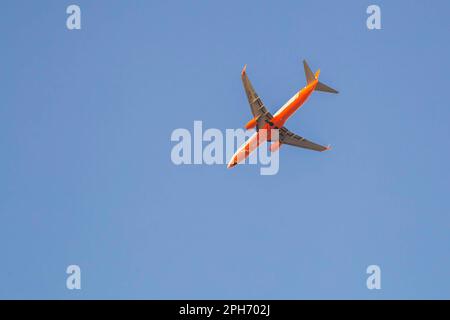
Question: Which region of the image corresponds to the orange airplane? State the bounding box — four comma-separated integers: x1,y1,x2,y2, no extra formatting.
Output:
227,60,338,168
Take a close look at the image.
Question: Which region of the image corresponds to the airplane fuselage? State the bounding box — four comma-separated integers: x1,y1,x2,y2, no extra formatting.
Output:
272,79,317,128
228,79,318,167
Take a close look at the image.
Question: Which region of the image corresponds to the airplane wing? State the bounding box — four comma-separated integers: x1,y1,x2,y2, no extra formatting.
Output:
279,127,330,152
241,65,274,129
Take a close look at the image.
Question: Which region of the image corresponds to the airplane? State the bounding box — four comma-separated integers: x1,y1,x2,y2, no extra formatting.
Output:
227,60,338,168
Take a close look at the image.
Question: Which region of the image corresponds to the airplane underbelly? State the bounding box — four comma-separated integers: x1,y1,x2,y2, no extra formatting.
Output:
273,91,310,124
229,131,266,166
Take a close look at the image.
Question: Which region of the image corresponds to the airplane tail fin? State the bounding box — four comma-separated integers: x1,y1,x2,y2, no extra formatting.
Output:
303,60,315,84
303,59,339,94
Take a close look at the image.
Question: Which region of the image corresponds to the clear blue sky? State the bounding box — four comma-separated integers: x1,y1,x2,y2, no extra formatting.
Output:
1,0,449,299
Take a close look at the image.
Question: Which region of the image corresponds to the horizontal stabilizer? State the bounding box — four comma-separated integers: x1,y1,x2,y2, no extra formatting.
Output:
315,81,338,94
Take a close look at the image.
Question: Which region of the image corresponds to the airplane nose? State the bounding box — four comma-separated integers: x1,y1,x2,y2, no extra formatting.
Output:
227,158,237,169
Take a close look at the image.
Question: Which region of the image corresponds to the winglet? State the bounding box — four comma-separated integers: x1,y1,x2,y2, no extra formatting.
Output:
324,145,332,152
241,64,247,76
